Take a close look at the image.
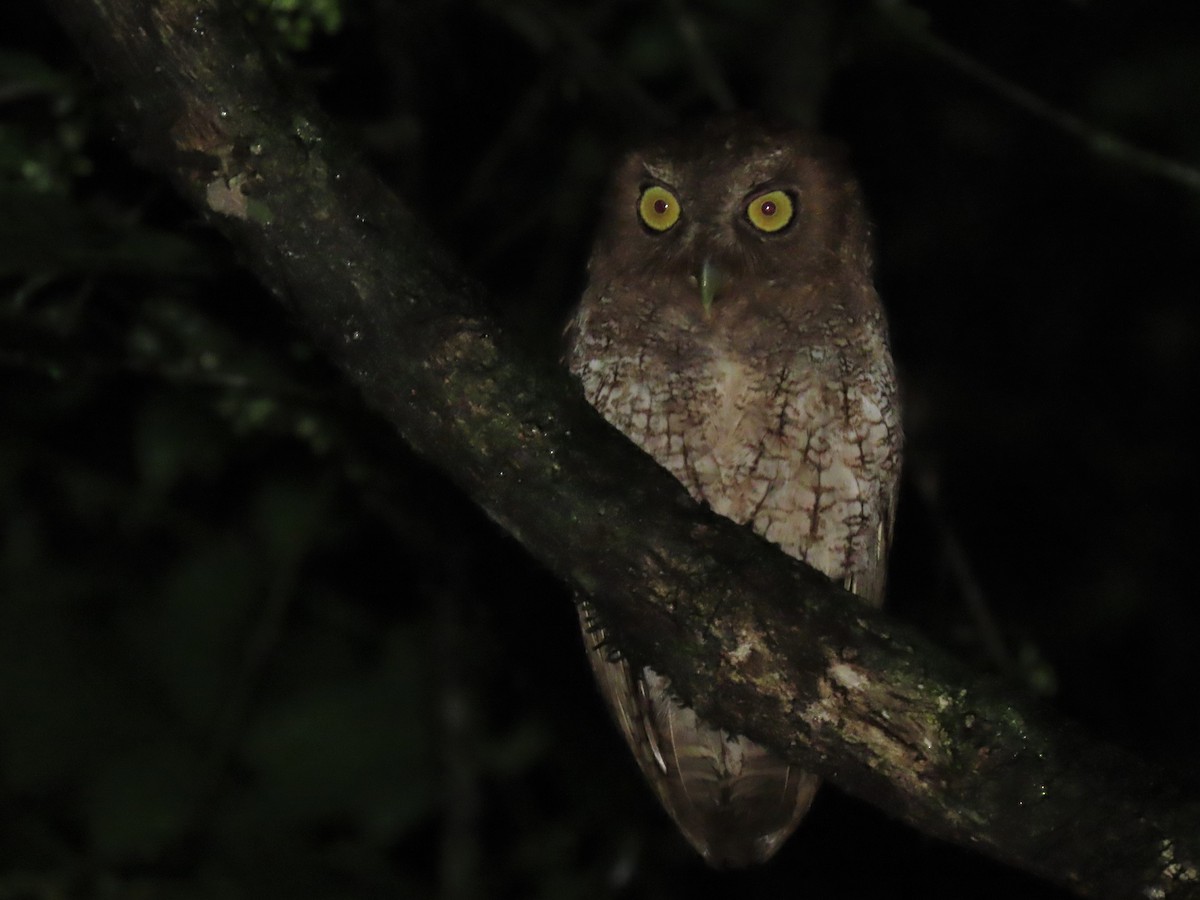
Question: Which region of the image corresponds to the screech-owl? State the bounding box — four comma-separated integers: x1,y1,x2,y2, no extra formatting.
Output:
565,116,902,867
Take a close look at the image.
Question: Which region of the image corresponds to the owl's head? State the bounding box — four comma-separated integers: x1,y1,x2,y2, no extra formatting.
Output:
589,116,875,330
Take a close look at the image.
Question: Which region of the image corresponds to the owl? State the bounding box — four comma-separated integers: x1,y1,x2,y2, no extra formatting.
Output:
565,116,902,867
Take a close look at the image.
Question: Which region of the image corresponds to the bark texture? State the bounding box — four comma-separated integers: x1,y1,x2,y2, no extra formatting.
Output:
46,1,1200,896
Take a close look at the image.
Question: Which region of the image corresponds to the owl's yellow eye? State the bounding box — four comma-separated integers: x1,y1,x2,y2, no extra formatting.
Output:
638,185,681,232
745,190,794,233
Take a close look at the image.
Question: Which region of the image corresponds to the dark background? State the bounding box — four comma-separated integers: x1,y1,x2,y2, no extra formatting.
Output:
3,1,1199,897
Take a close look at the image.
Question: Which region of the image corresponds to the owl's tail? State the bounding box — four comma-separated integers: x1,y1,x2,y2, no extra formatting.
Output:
640,679,821,867
577,601,819,867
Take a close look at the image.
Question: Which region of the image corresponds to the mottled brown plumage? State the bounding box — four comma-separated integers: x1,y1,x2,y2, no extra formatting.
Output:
566,116,901,867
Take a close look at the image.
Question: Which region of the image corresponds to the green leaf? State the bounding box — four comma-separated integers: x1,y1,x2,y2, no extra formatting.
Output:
238,628,436,842
84,738,203,861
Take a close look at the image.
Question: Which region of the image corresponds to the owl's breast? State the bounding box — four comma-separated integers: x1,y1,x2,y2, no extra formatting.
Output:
574,325,899,596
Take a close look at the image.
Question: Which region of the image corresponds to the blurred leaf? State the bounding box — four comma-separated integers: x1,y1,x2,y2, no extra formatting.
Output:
0,189,213,280
0,50,73,98
0,577,163,793
244,0,344,51
123,535,262,728
481,719,549,775
237,627,435,841
620,18,684,80
134,395,227,496
84,738,203,861
249,473,333,565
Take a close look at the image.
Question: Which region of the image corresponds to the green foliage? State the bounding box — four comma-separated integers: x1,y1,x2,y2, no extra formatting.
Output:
0,53,86,190
243,0,344,51
0,50,209,284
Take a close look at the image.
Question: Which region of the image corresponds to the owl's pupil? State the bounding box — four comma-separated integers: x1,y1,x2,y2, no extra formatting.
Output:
653,198,670,215
760,200,777,216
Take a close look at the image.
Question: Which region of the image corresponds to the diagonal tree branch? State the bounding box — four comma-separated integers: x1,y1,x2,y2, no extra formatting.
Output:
45,1,1200,897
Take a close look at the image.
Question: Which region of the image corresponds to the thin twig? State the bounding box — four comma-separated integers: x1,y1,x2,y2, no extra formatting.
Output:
483,0,670,127
437,567,480,900
664,0,737,112
879,0,1200,193
191,492,321,827
911,460,1015,678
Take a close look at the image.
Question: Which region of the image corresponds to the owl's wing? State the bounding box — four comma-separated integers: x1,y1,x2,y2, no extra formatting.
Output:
844,487,899,606
576,601,819,867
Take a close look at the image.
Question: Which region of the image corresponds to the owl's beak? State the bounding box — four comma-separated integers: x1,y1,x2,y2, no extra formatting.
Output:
697,258,724,315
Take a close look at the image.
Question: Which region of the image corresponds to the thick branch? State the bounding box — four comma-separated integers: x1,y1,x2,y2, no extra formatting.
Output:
48,1,1200,897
